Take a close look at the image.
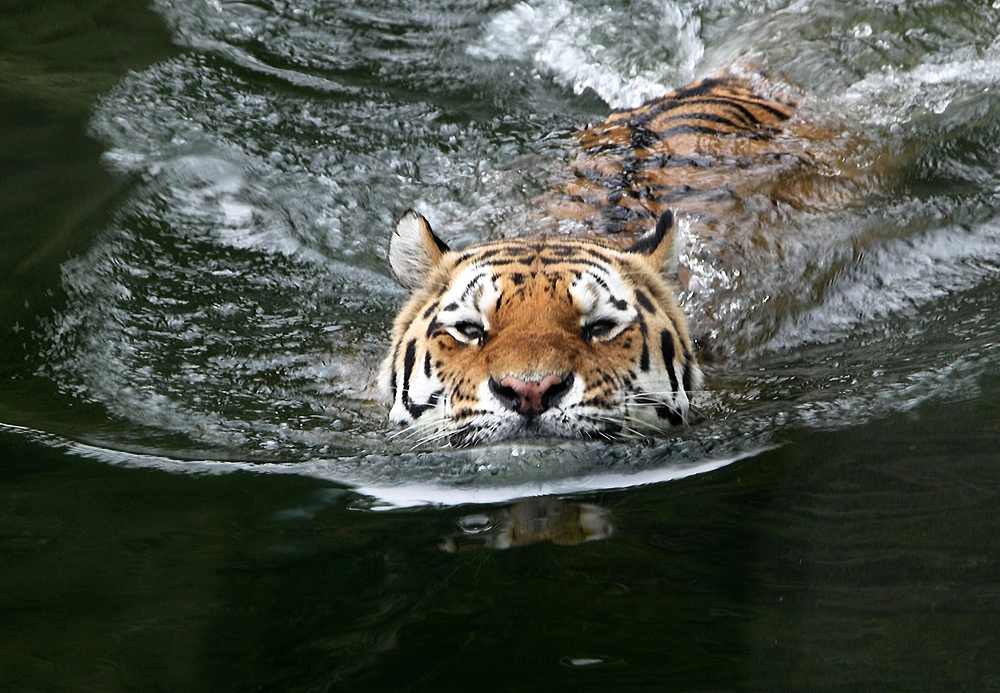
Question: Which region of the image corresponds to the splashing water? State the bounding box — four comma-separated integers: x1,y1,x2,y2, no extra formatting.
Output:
26,0,1000,503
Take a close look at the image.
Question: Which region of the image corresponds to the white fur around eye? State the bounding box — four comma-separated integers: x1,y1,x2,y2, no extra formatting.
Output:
570,268,637,338
435,263,499,341
573,278,598,313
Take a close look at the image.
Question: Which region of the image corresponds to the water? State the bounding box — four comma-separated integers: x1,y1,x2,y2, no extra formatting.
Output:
1,0,999,689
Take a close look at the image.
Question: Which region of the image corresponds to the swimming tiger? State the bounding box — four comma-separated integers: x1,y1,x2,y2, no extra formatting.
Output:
379,74,868,446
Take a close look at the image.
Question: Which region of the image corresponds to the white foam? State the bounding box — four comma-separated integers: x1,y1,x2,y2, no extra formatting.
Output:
813,21,1000,125
770,216,1000,349
467,0,704,107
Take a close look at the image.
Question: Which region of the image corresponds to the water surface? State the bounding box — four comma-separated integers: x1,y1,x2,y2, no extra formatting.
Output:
1,0,998,689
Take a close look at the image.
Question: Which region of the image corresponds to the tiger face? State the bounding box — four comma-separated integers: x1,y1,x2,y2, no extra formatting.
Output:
379,209,701,446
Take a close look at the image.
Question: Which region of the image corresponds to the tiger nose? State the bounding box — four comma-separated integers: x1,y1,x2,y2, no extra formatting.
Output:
489,374,573,415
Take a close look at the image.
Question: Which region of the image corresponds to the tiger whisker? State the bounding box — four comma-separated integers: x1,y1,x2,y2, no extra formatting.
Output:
610,422,651,441
618,417,664,437
623,391,686,400
410,423,469,450
389,417,466,450
586,413,658,440
389,420,438,442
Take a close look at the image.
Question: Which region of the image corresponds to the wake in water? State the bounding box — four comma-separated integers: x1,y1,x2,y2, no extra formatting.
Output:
28,0,1000,500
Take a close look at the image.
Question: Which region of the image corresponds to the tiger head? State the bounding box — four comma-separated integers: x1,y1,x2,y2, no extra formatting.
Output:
378,209,702,446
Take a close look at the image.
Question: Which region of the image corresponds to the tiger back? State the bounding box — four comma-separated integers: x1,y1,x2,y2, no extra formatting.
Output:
546,76,864,242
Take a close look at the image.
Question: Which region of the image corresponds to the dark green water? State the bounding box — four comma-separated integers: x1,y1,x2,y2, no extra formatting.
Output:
2,0,999,689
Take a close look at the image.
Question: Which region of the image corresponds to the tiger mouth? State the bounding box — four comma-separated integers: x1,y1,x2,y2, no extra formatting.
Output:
448,414,625,447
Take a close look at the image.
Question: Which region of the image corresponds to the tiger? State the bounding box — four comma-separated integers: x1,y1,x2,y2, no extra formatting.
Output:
379,74,866,446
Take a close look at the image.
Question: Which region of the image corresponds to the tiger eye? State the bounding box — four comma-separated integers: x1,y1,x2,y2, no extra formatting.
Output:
583,319,617,340
454,321,486,341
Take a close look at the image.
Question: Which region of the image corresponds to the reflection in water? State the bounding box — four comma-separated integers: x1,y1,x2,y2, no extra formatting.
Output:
440,497,614,552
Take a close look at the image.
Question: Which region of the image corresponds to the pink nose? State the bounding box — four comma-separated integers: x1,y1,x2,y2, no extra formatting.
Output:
490,374,571,414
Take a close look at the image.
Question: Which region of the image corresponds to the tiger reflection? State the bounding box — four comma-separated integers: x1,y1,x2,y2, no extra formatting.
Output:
440,497,613,552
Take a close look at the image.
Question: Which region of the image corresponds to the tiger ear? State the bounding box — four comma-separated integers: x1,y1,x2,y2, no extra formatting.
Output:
626,210,679,275
388,210,451,290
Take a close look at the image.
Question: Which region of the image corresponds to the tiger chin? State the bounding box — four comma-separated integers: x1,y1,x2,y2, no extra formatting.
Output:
378,208,702,447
